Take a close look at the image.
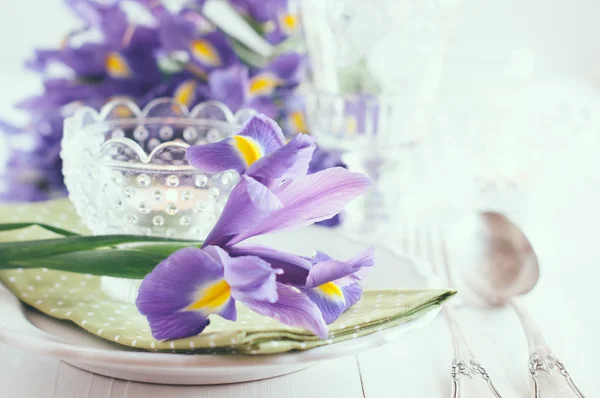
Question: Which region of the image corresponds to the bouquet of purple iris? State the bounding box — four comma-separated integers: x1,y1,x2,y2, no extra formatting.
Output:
0,114,371,340
1,0,316,203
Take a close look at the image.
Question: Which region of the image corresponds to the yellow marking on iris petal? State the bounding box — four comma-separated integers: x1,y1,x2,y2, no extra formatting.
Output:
115,106,134,118
318,282,344,300
345,116,358,135
187,279,231,311
105,52,132,78
280,13,299,35
289,110,309,134
233,135,262,166
190,39,221,66
174,79,197,107
249,73,280,96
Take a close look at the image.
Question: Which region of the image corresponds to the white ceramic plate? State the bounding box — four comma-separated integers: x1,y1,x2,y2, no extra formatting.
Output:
0,228,440,385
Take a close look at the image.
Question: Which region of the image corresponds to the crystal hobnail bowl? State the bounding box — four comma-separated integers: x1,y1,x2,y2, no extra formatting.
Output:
61,98,255,241
62,99,255,302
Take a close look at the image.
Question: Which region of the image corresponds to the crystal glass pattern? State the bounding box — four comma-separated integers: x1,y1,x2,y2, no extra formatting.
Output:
62,99,254,239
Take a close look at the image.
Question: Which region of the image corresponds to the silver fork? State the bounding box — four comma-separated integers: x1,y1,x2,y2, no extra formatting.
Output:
403,223,504,397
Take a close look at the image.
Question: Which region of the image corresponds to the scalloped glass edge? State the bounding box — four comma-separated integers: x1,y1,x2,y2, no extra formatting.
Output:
63,98,258,166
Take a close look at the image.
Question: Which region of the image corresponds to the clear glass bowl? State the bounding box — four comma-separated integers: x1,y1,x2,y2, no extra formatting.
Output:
61,98,254,240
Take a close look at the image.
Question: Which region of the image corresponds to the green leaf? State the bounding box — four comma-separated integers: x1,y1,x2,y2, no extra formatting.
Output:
231,39,269,68
0,234,202,263
4,249,166,279
120,242,202,257
231,34,304,69
0,222,80,237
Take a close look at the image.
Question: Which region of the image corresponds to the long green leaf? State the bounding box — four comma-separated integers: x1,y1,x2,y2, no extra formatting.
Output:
122,242,201,257
4,249,166,279
0,222,80,236
0,234,202,263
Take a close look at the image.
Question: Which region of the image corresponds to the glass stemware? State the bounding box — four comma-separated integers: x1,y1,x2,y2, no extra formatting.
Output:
305,92,425,235
301,0,463,236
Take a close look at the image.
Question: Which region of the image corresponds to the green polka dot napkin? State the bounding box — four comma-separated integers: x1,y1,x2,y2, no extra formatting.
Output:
0,200,455,354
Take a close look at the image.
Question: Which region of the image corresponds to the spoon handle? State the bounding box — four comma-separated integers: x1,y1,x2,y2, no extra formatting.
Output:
511,300,587,398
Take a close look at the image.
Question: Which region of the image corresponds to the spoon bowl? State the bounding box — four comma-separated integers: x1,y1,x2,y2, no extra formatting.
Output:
456,212,540,306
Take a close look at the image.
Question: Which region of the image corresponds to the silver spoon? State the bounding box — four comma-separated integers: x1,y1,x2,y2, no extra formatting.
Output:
456,212,586,397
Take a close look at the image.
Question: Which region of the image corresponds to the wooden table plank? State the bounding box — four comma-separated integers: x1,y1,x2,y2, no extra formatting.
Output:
0,344,60,398
120,357,364,398
0,345,363,398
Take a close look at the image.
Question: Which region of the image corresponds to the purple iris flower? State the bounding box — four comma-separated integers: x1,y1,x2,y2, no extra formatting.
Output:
188,113,346,227
138,114,373,339
187,113,315,187
228,0,299,45
137,244,333,340
204,52,304,115
136,171,372,339
300,250,373,323
22,3,162,114
1,114,66,202
33,3,161,80
249,52,305,96
207,65,277,117
159,13,238,72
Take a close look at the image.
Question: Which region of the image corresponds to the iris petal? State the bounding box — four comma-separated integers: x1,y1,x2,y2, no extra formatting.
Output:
228,244,313,286
136,247,223,315
205,245,280,304
242,283,329,338
186,279,232,312
232,135,263,166
303,282,362,325
105,52,131,78
236,114,286,154
174,79,198,107
208,65,248,111
247,133,315,185
305,248,375,288
186,114,286,176
229,168,372,245
186,140,247,174
146,311,210,341
249,73,280,96
190,39,222,66
203,176,283,247
136,247,228,340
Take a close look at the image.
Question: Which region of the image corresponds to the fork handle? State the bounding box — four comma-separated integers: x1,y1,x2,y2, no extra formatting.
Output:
444,306,503,398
